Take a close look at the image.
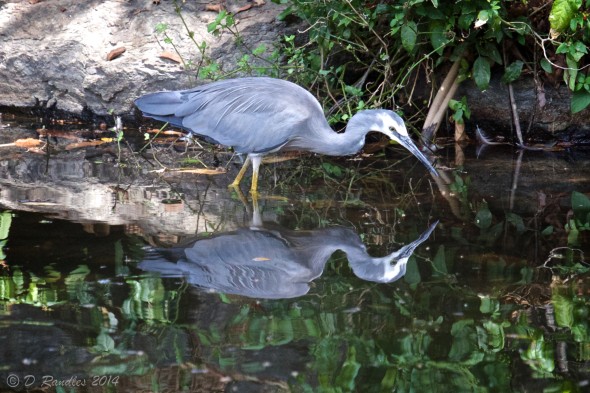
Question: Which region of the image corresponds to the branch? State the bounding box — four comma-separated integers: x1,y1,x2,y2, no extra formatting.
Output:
421,59,461,144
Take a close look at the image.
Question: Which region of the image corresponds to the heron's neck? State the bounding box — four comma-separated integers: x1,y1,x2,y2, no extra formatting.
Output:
293,227,403,283
292,116,369,156
343,246,406,283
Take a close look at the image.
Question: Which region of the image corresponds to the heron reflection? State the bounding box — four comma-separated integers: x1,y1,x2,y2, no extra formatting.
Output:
140,221,437,299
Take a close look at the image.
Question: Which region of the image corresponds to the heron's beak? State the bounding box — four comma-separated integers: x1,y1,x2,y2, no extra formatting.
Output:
389,132,438,176
394,220,439,260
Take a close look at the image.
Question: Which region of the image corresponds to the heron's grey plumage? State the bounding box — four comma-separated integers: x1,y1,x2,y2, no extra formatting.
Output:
139,221,438,299
136,78,323,154
135,77,438,192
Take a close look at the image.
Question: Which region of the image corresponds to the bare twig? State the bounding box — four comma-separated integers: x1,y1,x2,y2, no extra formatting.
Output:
504,43,525,146
424,59,461,127
421,58,461,144
508,83,524,146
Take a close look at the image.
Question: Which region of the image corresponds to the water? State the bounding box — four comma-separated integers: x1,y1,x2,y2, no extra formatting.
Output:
0,113,589,392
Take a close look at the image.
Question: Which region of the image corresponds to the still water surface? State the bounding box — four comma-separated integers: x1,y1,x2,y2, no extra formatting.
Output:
0,114,589,392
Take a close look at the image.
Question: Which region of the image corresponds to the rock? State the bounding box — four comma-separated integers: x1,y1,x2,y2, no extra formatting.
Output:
411,70,590,143
0,0,287,117
457,74,590,142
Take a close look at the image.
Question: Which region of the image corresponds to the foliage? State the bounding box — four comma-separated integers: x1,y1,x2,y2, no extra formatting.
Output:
566,191,590,245
154,1,280,82
271,0,511,119
269,0,590,121
449,96,471,124
1,194,590,390
0,211,11,262
548,0,590,113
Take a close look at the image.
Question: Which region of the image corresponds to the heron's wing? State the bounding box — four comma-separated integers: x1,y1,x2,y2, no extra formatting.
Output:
135,77,327,153
139,228,312,299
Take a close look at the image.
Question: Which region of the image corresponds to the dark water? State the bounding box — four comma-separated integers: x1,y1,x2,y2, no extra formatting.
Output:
0,113,589,392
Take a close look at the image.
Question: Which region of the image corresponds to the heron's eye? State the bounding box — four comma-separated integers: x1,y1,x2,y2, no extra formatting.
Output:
389,125,395,131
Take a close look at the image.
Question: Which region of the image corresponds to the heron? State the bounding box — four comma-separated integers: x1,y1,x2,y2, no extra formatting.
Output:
135,77,437,193
140,221,438,299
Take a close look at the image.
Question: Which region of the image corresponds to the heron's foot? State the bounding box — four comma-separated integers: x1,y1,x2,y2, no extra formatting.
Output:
228,183,250,207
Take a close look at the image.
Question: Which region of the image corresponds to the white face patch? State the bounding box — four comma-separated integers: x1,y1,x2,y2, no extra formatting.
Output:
377,112,408,137
381,257,409,282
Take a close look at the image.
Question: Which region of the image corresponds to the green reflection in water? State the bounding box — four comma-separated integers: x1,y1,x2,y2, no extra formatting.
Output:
0,183,589,392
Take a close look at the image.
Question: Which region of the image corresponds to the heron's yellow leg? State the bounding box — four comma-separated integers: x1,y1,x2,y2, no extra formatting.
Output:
230,156,251,188
249,155,263,195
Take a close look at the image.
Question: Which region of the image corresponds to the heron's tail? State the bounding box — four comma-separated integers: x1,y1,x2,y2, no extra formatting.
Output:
134,91,185,128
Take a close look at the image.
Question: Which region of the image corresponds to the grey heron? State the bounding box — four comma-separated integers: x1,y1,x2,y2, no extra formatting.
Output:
139,221,438,299
135,77,438,193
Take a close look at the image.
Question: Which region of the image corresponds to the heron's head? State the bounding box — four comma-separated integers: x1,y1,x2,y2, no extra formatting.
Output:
360,109,438,176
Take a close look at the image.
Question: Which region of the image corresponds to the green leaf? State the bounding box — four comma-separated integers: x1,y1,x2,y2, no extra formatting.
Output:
451,319,474,335
567,219,580,245
207,21,218,33
432,245,448,276
573,41,588,57
344,84,363,97
475,203,493,229
404,257,421,285
521,337,555,373
381,368,397,389
541,225,554,235
506,212,526,234
565,55,579,90
540,58,553,74
553,294,574,328
154,22,168,34
0,211,11,240
473,56,491,90
95,330,115,352
335,346,361,390
452,109,464,122
269,318,294,346
322,162,343,177
479,320,507,352
429,21,448,55
458,13,475,30
549,0,582,33
556,42,569,55
571,191,590,221
502,60,524,84
253,44,267,56
480,42,502,65
571,89,590,113
480,296,500,315
401,21,418,53
476,9,490,27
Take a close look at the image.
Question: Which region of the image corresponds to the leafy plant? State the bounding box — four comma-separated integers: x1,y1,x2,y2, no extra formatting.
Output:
565,191,590,246
271,1,528,122
0,211,11,262
548,0,590,112
154,1,281,82
448,96,471,125
271,0,590,128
